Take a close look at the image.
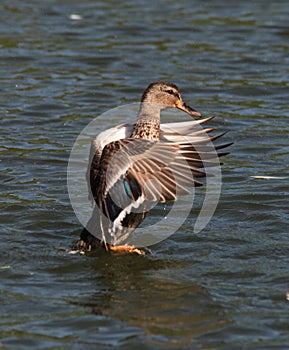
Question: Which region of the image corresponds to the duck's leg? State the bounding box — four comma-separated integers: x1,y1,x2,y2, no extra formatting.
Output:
72,227,103,252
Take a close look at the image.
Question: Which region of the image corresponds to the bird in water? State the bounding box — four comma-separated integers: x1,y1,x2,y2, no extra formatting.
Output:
73,82,231,254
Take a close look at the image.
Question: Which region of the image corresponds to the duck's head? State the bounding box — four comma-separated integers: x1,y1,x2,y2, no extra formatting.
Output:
141,81,202,117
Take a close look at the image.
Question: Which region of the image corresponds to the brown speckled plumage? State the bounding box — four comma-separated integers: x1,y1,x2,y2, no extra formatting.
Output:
130,122,160,140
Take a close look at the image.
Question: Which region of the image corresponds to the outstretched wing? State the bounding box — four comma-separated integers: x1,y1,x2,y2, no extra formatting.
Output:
90,117,232,215
93,136,218,223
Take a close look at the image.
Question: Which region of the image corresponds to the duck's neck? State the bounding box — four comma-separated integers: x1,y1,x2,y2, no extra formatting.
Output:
130,103,162,140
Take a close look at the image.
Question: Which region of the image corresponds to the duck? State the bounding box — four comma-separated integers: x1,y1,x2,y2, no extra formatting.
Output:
74,82,230,254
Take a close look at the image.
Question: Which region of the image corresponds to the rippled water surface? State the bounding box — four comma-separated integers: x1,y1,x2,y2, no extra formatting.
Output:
1,1,289,349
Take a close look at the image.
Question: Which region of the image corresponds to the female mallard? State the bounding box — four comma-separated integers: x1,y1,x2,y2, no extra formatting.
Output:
75,82,230,254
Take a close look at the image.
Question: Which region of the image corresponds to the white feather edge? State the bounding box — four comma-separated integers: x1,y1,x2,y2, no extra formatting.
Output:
111,193,147,233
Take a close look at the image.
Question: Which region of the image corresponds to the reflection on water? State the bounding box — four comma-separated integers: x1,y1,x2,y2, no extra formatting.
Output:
68,254,231,348
1,0,289,349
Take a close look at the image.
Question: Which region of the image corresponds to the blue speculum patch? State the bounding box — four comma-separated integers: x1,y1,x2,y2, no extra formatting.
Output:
124,179,132,199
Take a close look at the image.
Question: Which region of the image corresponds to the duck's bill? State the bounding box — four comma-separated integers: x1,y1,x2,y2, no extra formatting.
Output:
176,101,202,117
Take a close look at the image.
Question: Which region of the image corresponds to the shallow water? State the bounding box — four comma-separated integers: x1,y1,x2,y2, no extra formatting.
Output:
1,0,289,349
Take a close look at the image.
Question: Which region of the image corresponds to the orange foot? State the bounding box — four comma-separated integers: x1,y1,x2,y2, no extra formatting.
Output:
108,244,145,255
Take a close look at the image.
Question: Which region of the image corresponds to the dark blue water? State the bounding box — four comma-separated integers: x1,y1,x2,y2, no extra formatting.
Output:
1,1,289,349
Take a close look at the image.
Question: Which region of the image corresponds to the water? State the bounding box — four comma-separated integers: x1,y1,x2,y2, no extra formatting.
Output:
1,0,289,348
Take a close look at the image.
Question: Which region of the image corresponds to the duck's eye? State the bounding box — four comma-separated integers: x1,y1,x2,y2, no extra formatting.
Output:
166,89,175,95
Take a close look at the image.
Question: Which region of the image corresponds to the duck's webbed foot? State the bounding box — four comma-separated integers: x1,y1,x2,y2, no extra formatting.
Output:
107,244,145,255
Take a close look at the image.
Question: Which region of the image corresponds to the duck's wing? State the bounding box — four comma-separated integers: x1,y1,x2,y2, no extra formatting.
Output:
95,137,210,221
